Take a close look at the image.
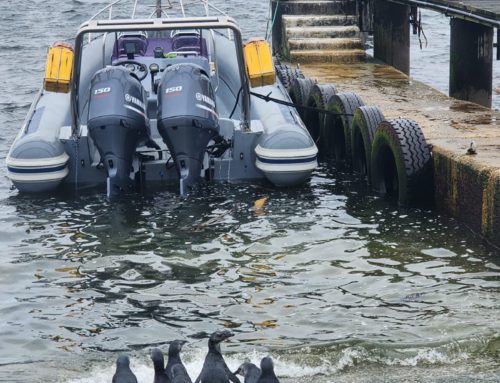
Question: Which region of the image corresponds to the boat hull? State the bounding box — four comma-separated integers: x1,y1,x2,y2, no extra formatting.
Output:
5,18,318,195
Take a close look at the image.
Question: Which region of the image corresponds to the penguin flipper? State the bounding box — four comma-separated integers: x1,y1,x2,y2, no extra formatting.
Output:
225,365,241,383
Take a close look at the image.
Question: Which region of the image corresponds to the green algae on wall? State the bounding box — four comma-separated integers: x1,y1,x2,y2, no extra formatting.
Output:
433,146,500,249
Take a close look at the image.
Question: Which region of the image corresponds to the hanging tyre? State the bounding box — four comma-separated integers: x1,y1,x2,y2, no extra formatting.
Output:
371,118,433,206
275,64,304,90
289,77,316,121
351,105,385,179
304,84,337,150
322,92,364,164
275,64,291,89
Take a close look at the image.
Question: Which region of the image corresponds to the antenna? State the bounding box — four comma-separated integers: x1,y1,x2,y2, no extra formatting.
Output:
156,0,162,18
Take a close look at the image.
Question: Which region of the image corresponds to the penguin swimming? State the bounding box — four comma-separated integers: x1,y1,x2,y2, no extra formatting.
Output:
256,357,279,383
194,330,241,383
166,340,191,383
234,362,261,383
112,354,138,383
172,364,193,383
151,348,170,383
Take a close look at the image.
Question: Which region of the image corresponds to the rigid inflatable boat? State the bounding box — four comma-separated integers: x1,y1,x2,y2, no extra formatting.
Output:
6,0,317,196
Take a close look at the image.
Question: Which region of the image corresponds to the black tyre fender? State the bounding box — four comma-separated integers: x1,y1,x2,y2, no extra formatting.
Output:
371,118,433,206
275,64,290,88
289,77,316,121
304,84,337,146
351,105,385,178
322,92,364,164
275,64,304,90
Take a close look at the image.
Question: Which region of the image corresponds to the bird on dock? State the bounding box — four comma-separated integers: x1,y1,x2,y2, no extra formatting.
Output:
151,348,170,383
466,141,477,155
112,354,138,383
166,340,191,383
234,362,261,383
172,364,193,383
256,357,279,383
194,330,241,383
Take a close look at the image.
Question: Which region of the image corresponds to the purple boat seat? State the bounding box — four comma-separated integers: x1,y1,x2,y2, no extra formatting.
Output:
172,34,202,54
116,34,148,58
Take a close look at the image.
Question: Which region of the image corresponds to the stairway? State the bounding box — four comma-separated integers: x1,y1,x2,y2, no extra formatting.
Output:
279,0,366,64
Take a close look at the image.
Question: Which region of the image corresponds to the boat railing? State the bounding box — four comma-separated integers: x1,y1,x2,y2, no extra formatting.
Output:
88,0,228,22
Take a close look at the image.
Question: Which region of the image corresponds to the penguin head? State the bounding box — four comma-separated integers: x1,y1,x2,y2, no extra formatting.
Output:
169,339,187,356
209,329,234,344
150,348,165,365
116,354,131,368
235,362,255,376
260,356,274,373
208,330,234,351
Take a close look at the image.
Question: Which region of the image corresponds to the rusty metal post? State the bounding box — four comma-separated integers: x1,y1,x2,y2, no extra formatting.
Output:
373,0,410,75
359,0,375,34
450,18,493,108
497,28,500,61
410,6,418,35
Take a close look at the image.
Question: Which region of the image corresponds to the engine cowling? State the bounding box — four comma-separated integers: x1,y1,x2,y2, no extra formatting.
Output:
157,63,219,194
87,66,151,196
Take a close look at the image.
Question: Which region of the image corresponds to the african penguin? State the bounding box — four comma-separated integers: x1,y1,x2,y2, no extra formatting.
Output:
194,330,240,383
151,348,170,383
256,357,279,383
166,340,191,383
112,354,138,383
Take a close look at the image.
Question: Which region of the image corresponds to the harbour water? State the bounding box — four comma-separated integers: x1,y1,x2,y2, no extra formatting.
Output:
0,1,499,382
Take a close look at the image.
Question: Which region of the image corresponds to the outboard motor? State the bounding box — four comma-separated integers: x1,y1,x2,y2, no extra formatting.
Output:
87,66,151,196
157,63,219,194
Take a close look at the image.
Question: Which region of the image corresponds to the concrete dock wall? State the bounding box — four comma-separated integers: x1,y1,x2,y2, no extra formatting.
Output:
433,147,500,248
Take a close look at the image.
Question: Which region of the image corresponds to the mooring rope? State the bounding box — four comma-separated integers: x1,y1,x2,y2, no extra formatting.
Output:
410,8,428,49
265,0,280,42
250,91,354,117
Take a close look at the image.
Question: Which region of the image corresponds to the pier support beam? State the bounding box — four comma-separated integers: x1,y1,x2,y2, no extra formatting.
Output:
450,18,493,108
373,0,410,75
270,0,286,55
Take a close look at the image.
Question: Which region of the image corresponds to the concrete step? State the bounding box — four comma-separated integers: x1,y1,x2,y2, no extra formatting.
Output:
282,14,358,28
290,49,366,64
278,0,357,16
288,37,364,50
286,25,360,39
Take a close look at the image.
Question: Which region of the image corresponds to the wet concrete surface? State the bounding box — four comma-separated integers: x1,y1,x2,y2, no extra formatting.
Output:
302,61,500,164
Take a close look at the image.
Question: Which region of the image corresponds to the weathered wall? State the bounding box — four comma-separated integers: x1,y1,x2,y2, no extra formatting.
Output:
433,147,500,248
